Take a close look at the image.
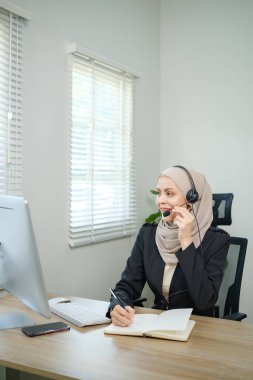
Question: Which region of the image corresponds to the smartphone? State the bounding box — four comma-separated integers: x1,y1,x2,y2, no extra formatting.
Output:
21,321,70,337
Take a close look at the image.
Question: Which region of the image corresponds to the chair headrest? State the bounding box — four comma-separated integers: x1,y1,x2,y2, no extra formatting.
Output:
211,193,234,227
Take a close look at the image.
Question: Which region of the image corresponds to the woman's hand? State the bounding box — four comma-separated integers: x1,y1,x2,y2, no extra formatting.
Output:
110,305,135,326
172,206,194,250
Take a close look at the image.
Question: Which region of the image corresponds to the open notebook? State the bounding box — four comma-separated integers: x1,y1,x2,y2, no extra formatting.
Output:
104,308,196,342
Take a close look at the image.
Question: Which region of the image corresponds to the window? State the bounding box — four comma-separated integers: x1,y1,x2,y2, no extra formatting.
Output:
69,49,136,247
0,7,24,195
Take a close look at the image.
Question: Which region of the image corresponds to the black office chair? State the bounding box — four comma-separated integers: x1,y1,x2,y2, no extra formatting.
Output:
213,236,247,321
211,193,248,321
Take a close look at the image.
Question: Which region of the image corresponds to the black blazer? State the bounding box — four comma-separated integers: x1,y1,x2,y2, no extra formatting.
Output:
108,224,230,317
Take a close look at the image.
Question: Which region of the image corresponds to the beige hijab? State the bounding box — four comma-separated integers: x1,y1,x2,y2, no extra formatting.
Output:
155,166,213,265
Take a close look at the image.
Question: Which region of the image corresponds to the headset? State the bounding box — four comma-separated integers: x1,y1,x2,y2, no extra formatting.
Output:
174,165,199,204
174,165,203,256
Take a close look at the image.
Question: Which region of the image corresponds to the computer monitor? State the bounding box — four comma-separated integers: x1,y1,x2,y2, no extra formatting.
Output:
0,195,51,329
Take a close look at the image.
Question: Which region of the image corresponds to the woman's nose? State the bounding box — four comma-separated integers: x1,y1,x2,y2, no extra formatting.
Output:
158,193,167,203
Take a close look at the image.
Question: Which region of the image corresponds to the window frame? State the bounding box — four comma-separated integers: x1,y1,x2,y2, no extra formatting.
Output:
68,46,137,247
0,6,25,195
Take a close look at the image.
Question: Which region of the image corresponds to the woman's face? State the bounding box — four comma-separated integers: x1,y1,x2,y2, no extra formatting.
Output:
156,176,186,222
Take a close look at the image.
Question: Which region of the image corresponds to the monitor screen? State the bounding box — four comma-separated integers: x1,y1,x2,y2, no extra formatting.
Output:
0,195,51,329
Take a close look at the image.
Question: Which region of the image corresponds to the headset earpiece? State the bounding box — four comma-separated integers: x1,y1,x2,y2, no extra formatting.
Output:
186,189,199,204
174,165,199,204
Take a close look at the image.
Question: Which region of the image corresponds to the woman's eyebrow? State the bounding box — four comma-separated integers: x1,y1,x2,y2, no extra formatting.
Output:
156,187,174,191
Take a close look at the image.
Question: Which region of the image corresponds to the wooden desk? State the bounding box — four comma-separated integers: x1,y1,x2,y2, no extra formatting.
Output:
0,294,253,380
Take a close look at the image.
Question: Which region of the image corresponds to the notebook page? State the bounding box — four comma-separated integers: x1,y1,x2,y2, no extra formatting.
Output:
148,308,192,331
105,314,157,334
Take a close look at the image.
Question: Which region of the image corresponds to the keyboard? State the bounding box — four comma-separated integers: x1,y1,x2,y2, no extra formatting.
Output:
49,300,111,328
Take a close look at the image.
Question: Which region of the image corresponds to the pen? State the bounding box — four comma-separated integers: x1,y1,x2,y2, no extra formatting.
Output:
109,288,125,308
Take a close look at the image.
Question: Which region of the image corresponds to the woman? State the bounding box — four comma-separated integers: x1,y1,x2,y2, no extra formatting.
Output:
108,165,230,326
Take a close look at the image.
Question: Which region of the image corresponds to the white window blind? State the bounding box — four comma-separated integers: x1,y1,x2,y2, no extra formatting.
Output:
69,52,136,247
0,7,23,195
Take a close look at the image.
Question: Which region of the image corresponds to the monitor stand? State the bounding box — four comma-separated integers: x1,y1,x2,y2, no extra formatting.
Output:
0,312,35,329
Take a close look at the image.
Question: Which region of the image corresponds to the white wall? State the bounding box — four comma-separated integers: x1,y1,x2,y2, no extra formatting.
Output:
14,0,160,301
160,0,253,321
